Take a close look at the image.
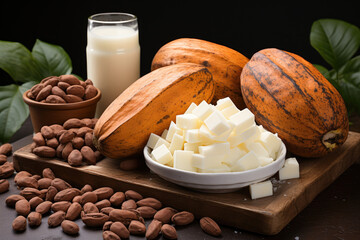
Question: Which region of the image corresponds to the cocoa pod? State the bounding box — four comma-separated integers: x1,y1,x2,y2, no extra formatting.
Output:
5,194,25,208
48,210,66,227
109,192,125,207
12,215,27,232
109,221,129,239
154,207,178,224
15,199,31,216
146,219,162,240
42,168,56,179
161,224,178,239
0,179,9,193
35,201,52,215
61,220,79,235
93,187,114,201
32,146,56,158
81,212,109,228
136,197,162,210
27,211,42,227
65,202,82,220
171,211,194,226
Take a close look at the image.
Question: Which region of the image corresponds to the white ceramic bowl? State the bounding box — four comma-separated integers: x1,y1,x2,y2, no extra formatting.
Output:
144,142,286,193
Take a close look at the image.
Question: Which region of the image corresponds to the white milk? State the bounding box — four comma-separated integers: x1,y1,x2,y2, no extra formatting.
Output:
86,26,140,117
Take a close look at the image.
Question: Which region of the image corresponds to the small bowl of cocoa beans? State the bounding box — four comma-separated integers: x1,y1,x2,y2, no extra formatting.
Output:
23,75,101,132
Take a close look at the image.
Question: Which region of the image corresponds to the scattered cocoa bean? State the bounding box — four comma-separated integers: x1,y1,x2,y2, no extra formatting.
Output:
95,199,111,210
38,178,52,189
45,186,58,201
80,184,93,194
71,137,84,149
146,219,162,240
121,199,137,210
81,191,98,205
154,207,178,224
0,154,7,165
0,179,9,193
20,187,41,200
161,224,178,239
125,190,143,201
0,162,14,178
54,188,80,202
59,131,76,144
5,194,25,208
110,192,125,207
65,202,82,220
42,168,55,179
16,176,38,188
136,197,162,210
15,199,31,216
29,196,44,209
93,187,114,201
83,202,99,214
51,201,71,212
12,215,27,232
27,211,42,227
129,220,146,235
101,207,115,216
46,138,59,148
48,210,66,227
81,212,109,228
0,143,12,156
14,171,32,183
51,178,71,191
61,220,79,235
137,206,157,219
35,201,52,215
200,217,222,237
109,221,130,239
103,230,120,240
32,146,56,158
171,211,194,226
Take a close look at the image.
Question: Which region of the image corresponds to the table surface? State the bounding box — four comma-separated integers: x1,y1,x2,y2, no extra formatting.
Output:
1,118,360,240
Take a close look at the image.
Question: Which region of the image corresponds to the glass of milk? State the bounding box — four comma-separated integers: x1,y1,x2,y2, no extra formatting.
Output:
87,13,140,117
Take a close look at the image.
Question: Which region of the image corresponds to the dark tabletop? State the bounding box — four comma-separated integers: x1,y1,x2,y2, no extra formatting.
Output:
1,118,359,240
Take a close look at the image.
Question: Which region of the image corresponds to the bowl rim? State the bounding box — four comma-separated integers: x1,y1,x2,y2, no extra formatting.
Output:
144,141,287,179
23,87,101,110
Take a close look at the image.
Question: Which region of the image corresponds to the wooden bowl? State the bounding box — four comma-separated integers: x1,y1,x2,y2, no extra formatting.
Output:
23,89,101,132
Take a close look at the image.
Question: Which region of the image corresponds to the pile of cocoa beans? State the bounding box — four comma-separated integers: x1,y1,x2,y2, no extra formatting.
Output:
0,143,14,193
31,118,104,167
27,75,98,104
3,167,221,239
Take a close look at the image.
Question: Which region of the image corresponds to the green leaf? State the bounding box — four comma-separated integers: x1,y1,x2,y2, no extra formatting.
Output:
310,19,360,70
313,64,328,76
32,39,72,77
0,41,42,83
0,81,36,143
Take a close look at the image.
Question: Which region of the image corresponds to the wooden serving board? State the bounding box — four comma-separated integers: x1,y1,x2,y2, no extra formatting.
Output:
12,131,360,235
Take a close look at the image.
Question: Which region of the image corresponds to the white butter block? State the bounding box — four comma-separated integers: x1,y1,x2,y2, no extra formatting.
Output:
249,180,273,199
228,124,260,147
184,102,197,114
230,108,255,131
146,133,162,149
258,156,274,166
279,157,300,180
221,105,240,119
259,131,282,159
151,144,173,165
216,97,236,111
246,142,269,158
192,153,224,170
176,114,202,130
192,100,213,120
173,150,196,172
166,121,183,142
198,142,230,156
232,151,260,172
161,129,168,139
153,137,170,150
169,133,184,154
184,142,201,153
222,147,247,167
197,163,231,173
184,129,202,143
204,110,231,136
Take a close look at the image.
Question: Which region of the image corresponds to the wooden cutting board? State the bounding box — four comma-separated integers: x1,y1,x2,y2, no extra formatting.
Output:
12,131,360,235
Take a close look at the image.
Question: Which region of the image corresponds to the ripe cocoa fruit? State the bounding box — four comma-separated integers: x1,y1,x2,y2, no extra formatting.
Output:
199,217,222,237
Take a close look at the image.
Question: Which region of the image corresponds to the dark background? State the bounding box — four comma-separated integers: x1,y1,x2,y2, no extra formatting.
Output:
1,1,359,84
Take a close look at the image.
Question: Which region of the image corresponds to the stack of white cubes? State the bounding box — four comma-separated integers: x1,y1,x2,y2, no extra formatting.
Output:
147,97,282,173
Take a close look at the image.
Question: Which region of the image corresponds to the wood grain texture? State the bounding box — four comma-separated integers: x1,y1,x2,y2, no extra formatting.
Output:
12,132,360,235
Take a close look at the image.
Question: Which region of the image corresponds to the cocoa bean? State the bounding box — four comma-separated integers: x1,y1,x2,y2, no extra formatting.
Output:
71,137,84,149
101,207,115,216
54,188,81,202
35,201,52,215
58,81,70,91
32,146,56,158
51,178,71,191
29,83,44,100
121,199,137,210
81,212,109,228
33,132,45,146
83,202,99,214
0,154,7,165
81,146,96,165
109,209,140,226
146,219,162,240
109,221,130,239
0,179,9,193
84,85,98,100
65,202,82,220
27,211,42,227
102,231,120,240
42,168,56,179
68,149,83,166
40,125,55,139
129,220,146,235
5,194,25,208
49,124,64,137
16,176,38,188
84,132,94,147
199,217,221,236
102,221,113,231
51,86,66,98
95,199,111,210
61,220,79,235
136,206,157,219
15,199,31,216
59,131,76,144
35,85,52,101
43,76,60,86
125,190,143,201
14,171,32,183
48,210,66,227
0,143,12,156
38,178,52,189
20,187,41,200
45,186,58,201
51,201,71,212
109,192,125,207
12,215,27,232
64,94,83,103
80,184,93,194
85,79,94,86
46,137,59,148
29,196,44,209
161,224,178,239
0,162,14,178
171,211,194,226
66,85,85,98
136,197,162,210
93,187,114,201
80,191,98,205
60,75,80,85
45,94,66,103
154,207,178,224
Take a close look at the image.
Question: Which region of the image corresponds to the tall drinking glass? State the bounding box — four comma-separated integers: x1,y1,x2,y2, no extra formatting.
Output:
87,13,140,117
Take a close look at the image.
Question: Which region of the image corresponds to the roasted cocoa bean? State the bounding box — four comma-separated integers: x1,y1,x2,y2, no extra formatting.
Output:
128,220,146,235
45,186,58,201
20,187,41,200
0,162,14,178
110,221,130,239
81,212,109,228
0,179,9,193
42,168,55,179
80,184,93,194
146,219,162,240
27,211,42,227
51,201,71,212
121,199,137,210
81,191,98,204
109,209,140,226
154,207,178,224
161,224,178,239
5,194,25,208
12,215,27,232
81,146,96,165
125,190,143,201
65,202,82,220
109,192,125,207
38,178,52,189
0,143,12,156
16,176,38,189
15,199,31,216
136,206,157,219
95,199,111,210
48,210,65,227
40,125,55,139
83,202,99,214
67,149,83,166
61,220,79,235
29,196,44,209
51,178,71,191
32,146,56,158
171,211,194,226
54,188,81,202
136,197,162,210
199,217,222,236
93,187,114,201
35,201,52,215
102,231,120,240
